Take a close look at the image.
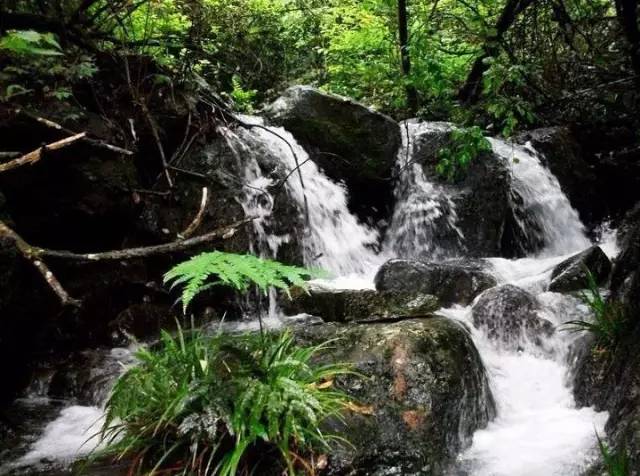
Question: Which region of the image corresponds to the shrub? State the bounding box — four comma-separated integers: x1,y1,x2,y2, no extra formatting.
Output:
99,326,353,475
435,126,492,182
562,270,627,348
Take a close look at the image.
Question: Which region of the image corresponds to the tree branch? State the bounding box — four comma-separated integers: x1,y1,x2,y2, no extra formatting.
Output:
0,133,86,173
0,221,80,307
34,216,257,262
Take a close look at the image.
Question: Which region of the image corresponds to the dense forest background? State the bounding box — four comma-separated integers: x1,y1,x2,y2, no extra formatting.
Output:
2,0,640,135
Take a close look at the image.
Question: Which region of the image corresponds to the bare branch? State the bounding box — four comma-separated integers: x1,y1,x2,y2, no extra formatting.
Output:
13,108,134,156
0,221,80,307
0,133,86,173
179,187,209,239
34,216,257,262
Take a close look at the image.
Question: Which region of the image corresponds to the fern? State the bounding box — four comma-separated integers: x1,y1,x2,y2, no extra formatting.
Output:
164,251,323,312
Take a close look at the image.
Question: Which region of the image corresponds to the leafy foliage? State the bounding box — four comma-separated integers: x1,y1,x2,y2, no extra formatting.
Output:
435,126,492,181
562,270,627,348
597,433,630,476
99,326,353,475
164,251,322,312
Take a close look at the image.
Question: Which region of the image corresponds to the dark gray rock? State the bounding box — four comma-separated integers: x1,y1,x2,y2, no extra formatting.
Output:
297,317,495,475
472,285,553,350
573,204,640,474
374,259,497,306
281,287,439,323
548,245,612,293
515,127,597,225
265,86,401,219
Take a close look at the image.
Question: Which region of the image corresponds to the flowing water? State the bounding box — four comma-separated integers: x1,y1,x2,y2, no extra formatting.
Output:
3,121,612,475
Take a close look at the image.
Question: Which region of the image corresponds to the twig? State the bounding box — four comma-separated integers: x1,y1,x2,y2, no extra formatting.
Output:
123,57,174,188
0,221,80,307
35,216,257,261
13,108,134,156
0,133,86,173
179,187,209,239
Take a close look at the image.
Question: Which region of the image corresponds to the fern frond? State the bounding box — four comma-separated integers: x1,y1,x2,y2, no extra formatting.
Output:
164,251,321,312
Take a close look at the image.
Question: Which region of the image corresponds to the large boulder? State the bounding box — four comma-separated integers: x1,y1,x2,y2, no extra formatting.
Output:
281,287,439,323
548,245,612,293
472,285,554,350
265,86,401,219
515,127,597,225
573,204,640,472
297,317,495,474
374,259,497,306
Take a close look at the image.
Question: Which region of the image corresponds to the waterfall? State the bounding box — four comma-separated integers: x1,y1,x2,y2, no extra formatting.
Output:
384,121,465,259
490,138,591,256
227,116,383,280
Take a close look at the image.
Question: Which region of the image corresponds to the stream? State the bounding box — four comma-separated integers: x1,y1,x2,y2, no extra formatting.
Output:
1,119,613,476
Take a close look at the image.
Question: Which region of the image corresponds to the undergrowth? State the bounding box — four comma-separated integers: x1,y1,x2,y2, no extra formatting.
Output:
98,326,353,475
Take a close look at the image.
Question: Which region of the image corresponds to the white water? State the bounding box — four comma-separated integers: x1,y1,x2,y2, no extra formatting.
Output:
11,120,612,474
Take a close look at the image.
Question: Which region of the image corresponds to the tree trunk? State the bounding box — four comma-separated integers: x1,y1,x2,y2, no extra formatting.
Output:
398,0,419,113
458,0,535,105
614,0,640,84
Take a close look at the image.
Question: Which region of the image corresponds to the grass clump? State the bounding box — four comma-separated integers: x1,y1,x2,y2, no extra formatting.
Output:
562,270,626,349
597,433,630,476
99,326,353,475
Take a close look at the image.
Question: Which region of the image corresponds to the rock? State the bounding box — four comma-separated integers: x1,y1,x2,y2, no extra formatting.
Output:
573,205,640,472
472,285,554,350
374,259,497,306
548,245,612,293
515,127,597,225
43,348,135,406
265,86,401,220
296,317,495,474
281,287,439,323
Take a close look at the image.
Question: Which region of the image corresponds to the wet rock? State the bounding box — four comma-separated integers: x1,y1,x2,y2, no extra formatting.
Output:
265,85,401,220
297,317,495,475
44,348,135,406
281,287,439,323
472,285,554,350
515,127,597,225
573,205,640,472
548,245,611,293
374,259,497,306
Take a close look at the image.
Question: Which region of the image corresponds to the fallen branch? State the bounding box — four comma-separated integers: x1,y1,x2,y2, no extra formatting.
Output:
179,187,209,239
14,108,134,156
0,221,80,307
35,216,257,261
0,133,86,173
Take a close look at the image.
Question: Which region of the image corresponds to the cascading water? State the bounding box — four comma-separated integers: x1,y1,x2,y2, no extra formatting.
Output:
225,116,384,285
490,138,592,257
385,121,465,259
